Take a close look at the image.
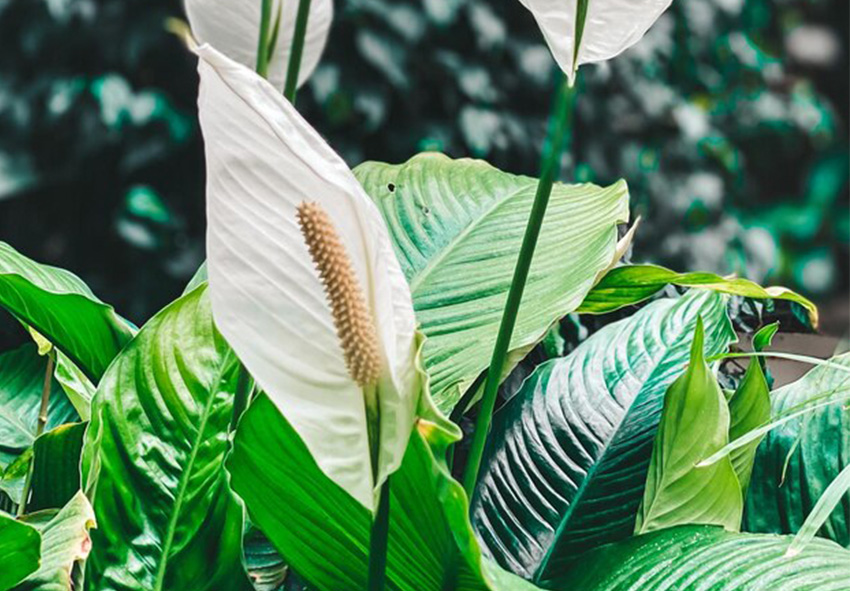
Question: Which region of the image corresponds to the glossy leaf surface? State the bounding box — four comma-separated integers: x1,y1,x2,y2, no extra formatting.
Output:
547,525,850,591
744,354,850,547
355,154,629,413
470,290,737,582
229,394,544,591
29,422,87,512
83,285,251,590
0,242,134,381
0,512,40,589
636,318,743,534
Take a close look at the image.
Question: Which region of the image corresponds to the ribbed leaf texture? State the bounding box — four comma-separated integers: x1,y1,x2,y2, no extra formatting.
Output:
547,525,850,590
470,290,737,582
82,285,251,591
744,353,850,547
355,154,630,413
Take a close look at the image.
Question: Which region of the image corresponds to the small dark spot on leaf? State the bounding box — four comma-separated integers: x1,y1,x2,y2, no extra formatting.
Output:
422,206,430,216
387,183,395,192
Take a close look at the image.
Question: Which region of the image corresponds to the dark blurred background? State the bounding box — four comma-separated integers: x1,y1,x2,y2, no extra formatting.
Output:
0,0,847,331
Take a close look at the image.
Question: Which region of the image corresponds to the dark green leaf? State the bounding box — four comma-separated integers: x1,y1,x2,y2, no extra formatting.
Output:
636,317,743,534
82,285,251,590
0,242,135,381
0,512,40,589
744,353,850,547
29,422,87,512
229,394,544,591
355,154,630,413
470,290,737,582
546,525,850,591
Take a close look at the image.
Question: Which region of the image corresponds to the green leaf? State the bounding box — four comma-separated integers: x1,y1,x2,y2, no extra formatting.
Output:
577,264,818,326
52,351,95,422
0,242,135,381
0,512,40,589
0,345,78,505
546,525,850,591
744,353,850,547
229,393,548,591
14,492,95,591
752,321,780,353
29,423,87,512
244,525,287,591
727,356,771,493
354,153,630,413
635,317,743,534
788,463,850,557
82,285,252,591
469,290,737,582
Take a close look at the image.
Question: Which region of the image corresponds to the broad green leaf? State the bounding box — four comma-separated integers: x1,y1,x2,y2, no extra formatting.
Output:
186,0,333,91
744,354,850,548
82,285,251,591
354,153,630,413
0,512,40,589
546,525,850,591
29,423,87,512
470,290,737,582
519,0,673,83
635,317,743,534
52,352,95,422
15,492,95,591
229,393,546,591
788,463,850,557
727,356,771,493
0,242,135,381
577,264,818,326
198,46,421,510
0,345,78,505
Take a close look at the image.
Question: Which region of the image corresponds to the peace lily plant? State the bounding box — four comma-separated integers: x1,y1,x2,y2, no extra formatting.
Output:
0,1,848,591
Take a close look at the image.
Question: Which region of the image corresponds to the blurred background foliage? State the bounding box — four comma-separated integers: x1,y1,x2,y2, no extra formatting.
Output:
0,0,847,330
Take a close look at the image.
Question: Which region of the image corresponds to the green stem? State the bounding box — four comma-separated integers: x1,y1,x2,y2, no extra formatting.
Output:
283,0,313,103
255,0,274,78
461,74,577,500
368,478,391,591
18,355,54,516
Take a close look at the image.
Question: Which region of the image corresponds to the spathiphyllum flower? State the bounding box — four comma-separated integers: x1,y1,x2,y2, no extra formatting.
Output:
195,44,420,510
520,0,674,83
185,0,333,91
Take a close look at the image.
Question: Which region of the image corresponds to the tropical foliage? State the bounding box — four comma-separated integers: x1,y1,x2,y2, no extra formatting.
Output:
0,1,847,591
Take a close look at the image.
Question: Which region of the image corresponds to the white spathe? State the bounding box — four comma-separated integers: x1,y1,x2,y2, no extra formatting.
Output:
519,0,673,83
185,0,333,90
196,44,420,510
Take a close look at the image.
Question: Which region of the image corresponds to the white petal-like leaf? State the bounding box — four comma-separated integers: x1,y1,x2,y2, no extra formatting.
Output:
519,0,673,83
185,0,333,90
196,44,419,510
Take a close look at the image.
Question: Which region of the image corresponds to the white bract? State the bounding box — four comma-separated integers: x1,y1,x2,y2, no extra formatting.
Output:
519,0,674,83
195,44,421,510
185,0,333,90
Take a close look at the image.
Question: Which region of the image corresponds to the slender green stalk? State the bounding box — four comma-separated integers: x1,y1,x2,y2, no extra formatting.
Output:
283,0,313,103
462,75,578,499
368,478,391,591
255,0,274,78
18,355,55,516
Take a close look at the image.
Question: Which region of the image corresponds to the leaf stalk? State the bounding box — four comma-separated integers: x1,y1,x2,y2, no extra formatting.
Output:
255,0,274,78
18,355,54,516
462,74,577,499
284,0,313,103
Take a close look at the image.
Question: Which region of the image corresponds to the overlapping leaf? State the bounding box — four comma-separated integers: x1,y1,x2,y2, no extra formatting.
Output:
82,285,251,591
546,525,850,591
355,154,630,413
744,354,850,547
470,290,737,582
0,512,40,589
0,242,134,381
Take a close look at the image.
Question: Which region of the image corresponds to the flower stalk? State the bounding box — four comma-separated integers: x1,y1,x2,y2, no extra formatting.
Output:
297,201,389,591
462,73,578,499
284,0,313,103
254,0,274,78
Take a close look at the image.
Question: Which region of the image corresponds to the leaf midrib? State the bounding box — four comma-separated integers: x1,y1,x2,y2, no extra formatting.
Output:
152,358,228,591
533,306,707,582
